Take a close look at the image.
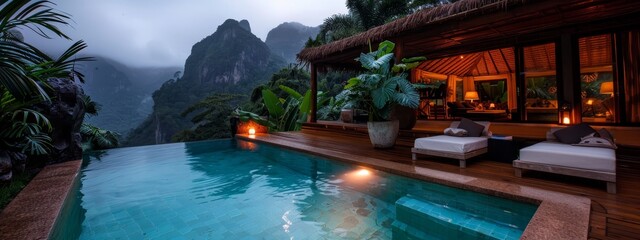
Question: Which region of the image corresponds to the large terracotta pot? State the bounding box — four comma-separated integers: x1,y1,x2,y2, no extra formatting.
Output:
393,105,417,130
367,120,399,148
340,109,354,123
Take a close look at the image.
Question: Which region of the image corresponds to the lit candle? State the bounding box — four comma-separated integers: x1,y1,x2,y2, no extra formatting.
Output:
563,117,571,124
248,128,256,135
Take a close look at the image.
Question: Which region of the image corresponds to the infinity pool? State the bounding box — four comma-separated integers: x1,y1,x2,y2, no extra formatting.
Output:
51,139,537,239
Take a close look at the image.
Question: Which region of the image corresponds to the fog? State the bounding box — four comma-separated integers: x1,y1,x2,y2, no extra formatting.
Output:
22,0,347,67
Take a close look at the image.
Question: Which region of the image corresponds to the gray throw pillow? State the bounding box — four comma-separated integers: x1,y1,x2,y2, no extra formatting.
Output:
444,127,468,137
553,123,596,144
457,118,484,137
573,133,617,149
597,128,615,144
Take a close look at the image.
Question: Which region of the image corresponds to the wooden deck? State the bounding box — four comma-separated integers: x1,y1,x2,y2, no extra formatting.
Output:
256,126,640,240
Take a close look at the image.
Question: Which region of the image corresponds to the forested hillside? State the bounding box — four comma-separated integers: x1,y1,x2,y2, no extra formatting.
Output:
80,57,180,137
125,19,285,146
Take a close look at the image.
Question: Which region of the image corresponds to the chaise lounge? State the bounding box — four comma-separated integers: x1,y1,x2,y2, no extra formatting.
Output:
412,119,490,168
513,125,617,193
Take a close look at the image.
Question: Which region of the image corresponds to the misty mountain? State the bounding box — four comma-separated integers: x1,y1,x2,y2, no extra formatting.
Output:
79,57,181,137
125,19,285,146
265,22,319,64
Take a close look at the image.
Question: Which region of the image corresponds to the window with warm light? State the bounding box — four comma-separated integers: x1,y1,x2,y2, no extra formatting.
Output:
524,42,558,123
579,34,615,123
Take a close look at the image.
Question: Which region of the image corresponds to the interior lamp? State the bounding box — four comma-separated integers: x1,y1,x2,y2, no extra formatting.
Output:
464,91,479,103
248,128,256,135
489,103,495,109
600,82,614,96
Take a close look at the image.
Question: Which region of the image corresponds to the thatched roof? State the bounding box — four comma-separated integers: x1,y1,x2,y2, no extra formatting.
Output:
298,0,530,62
299,0,640,66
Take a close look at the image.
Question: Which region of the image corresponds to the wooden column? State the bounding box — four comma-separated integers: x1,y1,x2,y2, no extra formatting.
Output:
394,39,404,63
559,34,581,124
514,45,525,121
310,63,318,123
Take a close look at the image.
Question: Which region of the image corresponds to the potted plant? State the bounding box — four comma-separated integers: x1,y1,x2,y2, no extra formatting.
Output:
341,40,424,148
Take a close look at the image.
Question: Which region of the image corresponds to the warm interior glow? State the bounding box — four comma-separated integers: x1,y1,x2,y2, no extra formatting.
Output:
248,128,256,135
489,103,495,109
587,99,593,105
563,117,571,124
600,81,614,95
464,91,479,102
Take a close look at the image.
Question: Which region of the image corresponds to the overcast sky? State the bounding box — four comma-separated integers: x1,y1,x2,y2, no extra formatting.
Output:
23,0,347,68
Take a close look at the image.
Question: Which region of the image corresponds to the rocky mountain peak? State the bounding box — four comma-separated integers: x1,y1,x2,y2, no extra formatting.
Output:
265,22,319,63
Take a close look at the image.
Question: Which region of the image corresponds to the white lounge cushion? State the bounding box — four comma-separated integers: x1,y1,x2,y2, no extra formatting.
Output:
414,135,487,153
519,141,616,173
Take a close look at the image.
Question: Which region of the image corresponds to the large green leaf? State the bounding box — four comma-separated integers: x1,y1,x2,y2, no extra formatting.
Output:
360,74,382,87
394,79,420,108
299,90,311,115
281,98,301,131
279,85,303,99
372,53,394,70
358,52,376,70
261,88,284,119
377,40,395,57
371,80,396,109
344,77,360,89
233,109,275,128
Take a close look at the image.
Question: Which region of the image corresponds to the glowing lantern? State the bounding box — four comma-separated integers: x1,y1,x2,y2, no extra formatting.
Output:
248,128,256,135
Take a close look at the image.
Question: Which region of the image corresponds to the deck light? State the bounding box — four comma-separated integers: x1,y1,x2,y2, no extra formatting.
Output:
248,128,256,135
356,169,371,177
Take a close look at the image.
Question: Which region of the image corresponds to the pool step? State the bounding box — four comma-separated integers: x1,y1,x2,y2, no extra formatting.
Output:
393,195,522,240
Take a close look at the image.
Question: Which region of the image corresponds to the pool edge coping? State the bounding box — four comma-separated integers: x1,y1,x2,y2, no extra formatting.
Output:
238,133,590,240
0,160,82,240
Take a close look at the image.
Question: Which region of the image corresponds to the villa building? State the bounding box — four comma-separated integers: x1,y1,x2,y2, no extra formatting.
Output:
299,0,640,139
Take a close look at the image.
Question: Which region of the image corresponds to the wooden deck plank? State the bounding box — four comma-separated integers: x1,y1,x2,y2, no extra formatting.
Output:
259,128,640,240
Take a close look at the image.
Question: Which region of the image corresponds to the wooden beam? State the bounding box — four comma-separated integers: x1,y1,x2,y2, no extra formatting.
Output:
310,63,318,123
499,48,513,73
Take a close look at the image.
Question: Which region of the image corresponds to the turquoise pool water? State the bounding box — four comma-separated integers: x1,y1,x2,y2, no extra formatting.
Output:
52,139,537,239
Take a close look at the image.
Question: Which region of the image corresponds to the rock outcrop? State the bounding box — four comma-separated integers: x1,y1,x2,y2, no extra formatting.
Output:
125,19,284,146
35,78,86,164
265,22,319,63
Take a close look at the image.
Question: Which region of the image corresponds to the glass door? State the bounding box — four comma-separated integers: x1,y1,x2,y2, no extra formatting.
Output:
523,43,558,122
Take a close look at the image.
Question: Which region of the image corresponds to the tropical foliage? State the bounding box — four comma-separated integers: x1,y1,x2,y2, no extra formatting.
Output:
80,96,119,151
340,40,424,121
235,86,311,132
307,0,452,47
0,91,52,155
0,0,90,158
172,94,245,142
